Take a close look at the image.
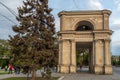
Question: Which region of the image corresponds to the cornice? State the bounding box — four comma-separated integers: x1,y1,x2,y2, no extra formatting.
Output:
58,9,111,17
58,30,113,34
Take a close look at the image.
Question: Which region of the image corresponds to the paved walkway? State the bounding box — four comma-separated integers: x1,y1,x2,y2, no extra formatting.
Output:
0,67,120,80
61,72,120,80
61,67,120,80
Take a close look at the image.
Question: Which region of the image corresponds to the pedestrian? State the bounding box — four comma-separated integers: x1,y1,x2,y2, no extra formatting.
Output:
8,64,14,74
14,65,21,74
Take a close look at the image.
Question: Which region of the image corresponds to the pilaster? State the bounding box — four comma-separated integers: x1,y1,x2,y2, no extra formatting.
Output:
102,10,111,30
69,40,76,73
58,39,71,73
58,40,62,72
104,39,112,74
94,39,104,74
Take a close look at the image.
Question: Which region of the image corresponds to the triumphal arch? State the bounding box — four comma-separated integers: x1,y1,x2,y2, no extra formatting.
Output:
58,10,113,74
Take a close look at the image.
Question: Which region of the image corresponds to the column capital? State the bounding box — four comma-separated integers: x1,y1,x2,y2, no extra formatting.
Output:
59,39,70,42
69,39,75,42
94,39,103,43
104,39,111,42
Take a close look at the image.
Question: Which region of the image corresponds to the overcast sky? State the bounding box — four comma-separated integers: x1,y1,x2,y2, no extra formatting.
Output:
0,0,120,55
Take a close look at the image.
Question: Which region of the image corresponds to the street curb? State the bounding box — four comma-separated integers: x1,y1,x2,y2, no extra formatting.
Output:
58,76,64,80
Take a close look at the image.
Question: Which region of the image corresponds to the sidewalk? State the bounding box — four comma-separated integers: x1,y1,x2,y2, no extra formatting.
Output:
61,72,120,80
0,73,28,79
0,67,120,80
0,72,63,80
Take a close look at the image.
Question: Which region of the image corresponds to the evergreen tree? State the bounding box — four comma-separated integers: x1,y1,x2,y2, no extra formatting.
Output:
9,0,56,80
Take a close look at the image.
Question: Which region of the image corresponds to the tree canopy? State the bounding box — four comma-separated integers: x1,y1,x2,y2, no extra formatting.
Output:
0,39,10,57
9,0,57,80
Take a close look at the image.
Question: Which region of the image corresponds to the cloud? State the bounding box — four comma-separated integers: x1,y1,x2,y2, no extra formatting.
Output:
0,0,22,14
87,0,103,10
117,4,120,10
112,41,120,47
55,20,60,32
111,41,120,55
110,19,120,30
114,0,120,11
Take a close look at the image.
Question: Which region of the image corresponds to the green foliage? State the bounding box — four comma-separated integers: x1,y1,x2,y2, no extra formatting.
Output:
111,56,120,66
111,57,117,65
0,39,10,56
0,59,9,68
0,70,8,75
76,50,82,66
84,53,88,65
76,48,89,66
0,39,10,67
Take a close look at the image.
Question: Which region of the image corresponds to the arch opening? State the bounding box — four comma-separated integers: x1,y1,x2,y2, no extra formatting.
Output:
76,42,92,73
75,21,94,31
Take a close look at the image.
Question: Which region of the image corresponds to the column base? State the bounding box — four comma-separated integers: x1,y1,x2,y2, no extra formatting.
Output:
94,65,104,74
70,65,76,73
58,65,76,73
94,65,113,75
57,65,60,72
58,64,69,73
104,65,112,74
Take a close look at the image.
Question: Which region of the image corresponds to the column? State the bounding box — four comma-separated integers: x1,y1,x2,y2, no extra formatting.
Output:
70,40,76,73
58,39,71,73
89,47,93,73
102,10,109,30
94,39,104,74
92,41,95,73
104,39,112,74
57,40,62,72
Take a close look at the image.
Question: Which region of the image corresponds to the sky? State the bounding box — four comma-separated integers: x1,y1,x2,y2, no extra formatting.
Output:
0,0,120,55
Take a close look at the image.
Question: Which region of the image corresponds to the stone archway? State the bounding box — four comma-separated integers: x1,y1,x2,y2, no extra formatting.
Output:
58,10,113,74
76,42,92,73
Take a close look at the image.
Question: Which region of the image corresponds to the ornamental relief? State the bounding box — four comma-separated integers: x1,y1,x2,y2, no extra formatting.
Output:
75,34,93,38
71,18,96,30
99,40,104,46
61,34,74,39
63,15,103,30
95,34,108,39
89,17,98,23
64,40,70,46
62,18,71,30
75,38,93,42
63,16,98,30
62,34,74,37
63,17,80,30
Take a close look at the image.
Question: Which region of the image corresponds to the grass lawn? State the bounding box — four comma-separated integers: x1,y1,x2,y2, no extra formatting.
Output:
1,77,58,80
0,70,8,75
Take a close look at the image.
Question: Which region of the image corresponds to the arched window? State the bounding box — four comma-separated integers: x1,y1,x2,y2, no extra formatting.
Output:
76,21,94,31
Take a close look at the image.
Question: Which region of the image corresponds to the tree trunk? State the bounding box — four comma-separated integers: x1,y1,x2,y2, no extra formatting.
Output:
31,69,36,80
